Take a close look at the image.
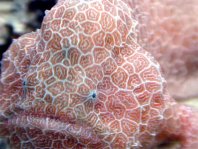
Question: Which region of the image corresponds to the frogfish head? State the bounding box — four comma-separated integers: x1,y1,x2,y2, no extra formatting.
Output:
0,0,182,148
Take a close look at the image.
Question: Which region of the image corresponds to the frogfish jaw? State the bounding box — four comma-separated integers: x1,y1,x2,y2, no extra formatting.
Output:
0,95,165,149
0,108,101,148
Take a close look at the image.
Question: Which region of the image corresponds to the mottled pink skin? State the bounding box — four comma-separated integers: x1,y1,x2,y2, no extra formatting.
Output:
0,0,198,149
125,0,198,100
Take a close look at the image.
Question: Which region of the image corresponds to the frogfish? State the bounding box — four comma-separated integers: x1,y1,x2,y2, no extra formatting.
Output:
0,0,197,148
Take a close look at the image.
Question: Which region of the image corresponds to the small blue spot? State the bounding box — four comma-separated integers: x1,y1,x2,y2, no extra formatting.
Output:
92,92,96,98
89,90,97,100
22,78,28,98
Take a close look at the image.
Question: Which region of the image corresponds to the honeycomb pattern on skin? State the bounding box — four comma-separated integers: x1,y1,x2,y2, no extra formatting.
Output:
0,0,197,148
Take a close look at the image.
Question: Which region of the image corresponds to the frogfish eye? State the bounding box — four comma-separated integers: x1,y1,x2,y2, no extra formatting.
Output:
92,92,96,98
89,90,97,100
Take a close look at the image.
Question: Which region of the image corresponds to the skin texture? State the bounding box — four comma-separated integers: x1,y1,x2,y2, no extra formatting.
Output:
125,0,198,100
0,0,197,148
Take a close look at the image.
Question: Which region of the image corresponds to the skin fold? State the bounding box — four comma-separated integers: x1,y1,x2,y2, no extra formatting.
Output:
0,0,197,148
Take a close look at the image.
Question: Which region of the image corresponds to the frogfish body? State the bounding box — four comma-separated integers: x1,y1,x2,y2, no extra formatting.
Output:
0,0,197,148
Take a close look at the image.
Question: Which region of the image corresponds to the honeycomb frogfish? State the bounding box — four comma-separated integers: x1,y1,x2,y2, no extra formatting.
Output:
0,0,197,148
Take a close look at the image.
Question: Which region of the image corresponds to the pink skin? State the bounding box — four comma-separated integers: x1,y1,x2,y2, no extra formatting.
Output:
0,0,197,148
125,0,198,100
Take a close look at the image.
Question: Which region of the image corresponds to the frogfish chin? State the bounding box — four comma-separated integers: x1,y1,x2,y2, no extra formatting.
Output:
0,0,198,148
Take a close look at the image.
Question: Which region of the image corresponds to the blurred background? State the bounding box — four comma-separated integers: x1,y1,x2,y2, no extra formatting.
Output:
0,0,57,64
